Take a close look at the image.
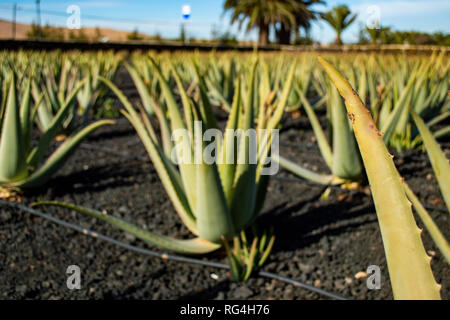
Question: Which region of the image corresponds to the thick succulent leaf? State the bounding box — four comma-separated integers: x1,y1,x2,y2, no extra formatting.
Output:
230,60,258,231
0,78,9,132
330,86,362,180
205,78,231,112
169,62,199,213
195,121,235,243
319,55,441,300
28,78,88,169
403,183,450,264
218,76,241,205
434,126,450,140
191,59,218,129
0,75,28,183
0,78,8,131
33,201,220,255
19,78,32,155
148,57,186,132
426,111,449,128
274,154,343,185
381,69,418,145
77,73,92,112
410,108,450,212
257,60,297,181
125,62,154,115
32,80,53,132
298,88,332,170
15,120,114,188
99,77,197,234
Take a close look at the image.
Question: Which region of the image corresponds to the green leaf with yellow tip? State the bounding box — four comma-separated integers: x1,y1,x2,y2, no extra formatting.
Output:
318,55,441,300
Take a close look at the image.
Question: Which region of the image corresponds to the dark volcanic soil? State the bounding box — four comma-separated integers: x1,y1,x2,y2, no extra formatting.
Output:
0,73,449,300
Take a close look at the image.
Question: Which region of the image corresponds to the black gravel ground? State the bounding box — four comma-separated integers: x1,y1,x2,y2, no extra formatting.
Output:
0,72,448,300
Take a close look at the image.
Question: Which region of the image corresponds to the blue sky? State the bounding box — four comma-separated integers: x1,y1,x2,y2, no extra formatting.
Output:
0,0,449,43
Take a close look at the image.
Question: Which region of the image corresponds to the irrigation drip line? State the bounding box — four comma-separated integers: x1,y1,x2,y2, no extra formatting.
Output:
0,200,347,301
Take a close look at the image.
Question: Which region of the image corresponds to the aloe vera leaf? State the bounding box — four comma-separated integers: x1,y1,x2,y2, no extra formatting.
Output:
403,183,450,264
426,111,449,127
168,62,199,212
0,74,28,183
195,120,235,243
273,154,343,185
253,173,269,216
19,78,32,155
31,80,52,132
410,108,450,212
218,76,241,205
319,55,441,300
149,59,200,211
330,86,362,180
169,61,195,142
15,120,113,188
257,60,297,181
77,73,92,113
99,77,197,234
433,126,450,139
258,231,275,267
257,62,271,129
205,77,231,112
148,57,186,132
192,59,218,129
0,79,8,132
27,77,88,169
243,237,258,281
222,236,242,281
33,201,219,255
230,60,258,231
124,62,154,115
298,89,333,170
381,68,418,145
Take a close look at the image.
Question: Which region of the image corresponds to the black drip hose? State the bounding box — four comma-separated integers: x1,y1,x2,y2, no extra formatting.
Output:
0,200,348,301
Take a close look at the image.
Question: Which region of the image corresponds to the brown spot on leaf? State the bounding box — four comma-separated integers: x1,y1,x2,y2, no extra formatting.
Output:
348,112,355,123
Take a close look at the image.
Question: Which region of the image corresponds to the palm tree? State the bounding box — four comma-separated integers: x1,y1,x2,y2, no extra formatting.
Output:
366,26,390,45
277,0,324,44
321,5,357,45
224,0,298,46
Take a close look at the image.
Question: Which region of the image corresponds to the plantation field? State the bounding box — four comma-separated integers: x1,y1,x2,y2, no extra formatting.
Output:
0,50,448,300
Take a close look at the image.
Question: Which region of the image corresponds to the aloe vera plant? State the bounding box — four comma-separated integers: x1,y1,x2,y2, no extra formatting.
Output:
77,51,122,121
0,73,113,189
35,56,297,270
318,56,442,300
347,53,449,152
275,72,362,186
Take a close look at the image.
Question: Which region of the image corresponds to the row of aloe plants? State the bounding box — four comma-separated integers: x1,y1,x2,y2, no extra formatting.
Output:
1,50,448,299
